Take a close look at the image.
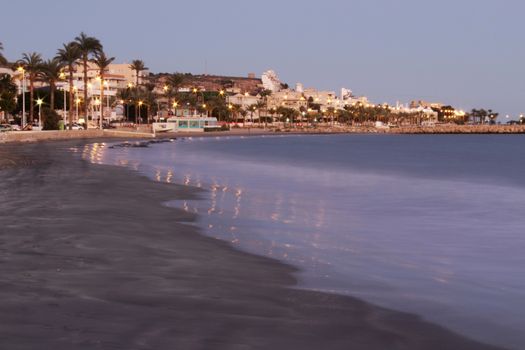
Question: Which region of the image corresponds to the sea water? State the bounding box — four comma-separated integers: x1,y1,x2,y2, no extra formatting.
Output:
85,134,525,349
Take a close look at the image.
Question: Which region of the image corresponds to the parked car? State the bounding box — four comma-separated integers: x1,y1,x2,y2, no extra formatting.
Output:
0,124,13,132
71,123,84,130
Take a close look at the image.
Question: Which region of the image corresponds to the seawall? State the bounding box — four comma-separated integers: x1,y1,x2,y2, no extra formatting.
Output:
0,129,155,143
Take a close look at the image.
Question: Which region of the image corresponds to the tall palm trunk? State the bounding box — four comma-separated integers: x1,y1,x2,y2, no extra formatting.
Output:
50,81,56,110
69,70,75,129
83,55,88,119
135,69,139,86
29,78,34,123
100,77,104,129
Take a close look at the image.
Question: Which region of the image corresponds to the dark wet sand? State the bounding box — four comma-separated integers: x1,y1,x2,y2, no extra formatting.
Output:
0,140,507,350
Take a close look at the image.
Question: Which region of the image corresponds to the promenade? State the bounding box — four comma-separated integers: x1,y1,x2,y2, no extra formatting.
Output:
1,124,524,144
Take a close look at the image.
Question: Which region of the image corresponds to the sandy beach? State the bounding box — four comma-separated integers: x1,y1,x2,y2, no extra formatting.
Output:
0,139,508,350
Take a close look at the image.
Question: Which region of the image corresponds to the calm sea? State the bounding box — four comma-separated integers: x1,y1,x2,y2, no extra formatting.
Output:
85,134,525,349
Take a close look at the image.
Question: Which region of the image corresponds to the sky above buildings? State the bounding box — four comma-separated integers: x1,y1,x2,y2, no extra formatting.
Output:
1,0,524,117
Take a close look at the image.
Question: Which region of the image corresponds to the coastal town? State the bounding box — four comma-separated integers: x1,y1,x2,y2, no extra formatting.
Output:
2,1,525,349
1,33,523,137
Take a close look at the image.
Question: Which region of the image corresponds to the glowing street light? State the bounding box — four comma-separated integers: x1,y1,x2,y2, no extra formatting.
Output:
36,98,43,129
138,100,143,124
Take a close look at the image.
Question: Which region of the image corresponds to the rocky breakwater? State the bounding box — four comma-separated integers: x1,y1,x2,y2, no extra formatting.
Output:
385,124,525,134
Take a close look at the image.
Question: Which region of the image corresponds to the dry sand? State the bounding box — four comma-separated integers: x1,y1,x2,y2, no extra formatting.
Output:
0,140,507,349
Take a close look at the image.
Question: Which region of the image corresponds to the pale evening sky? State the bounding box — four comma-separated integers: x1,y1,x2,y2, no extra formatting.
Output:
1,0,524,118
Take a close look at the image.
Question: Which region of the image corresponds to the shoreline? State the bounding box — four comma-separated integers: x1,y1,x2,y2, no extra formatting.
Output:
1,123,524,144
0,140,509,349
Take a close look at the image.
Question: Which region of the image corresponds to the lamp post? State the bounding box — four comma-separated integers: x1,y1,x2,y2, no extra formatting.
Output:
192,87,207,117
63,86,67,125
171,101,178,120
36,98,43,130
228,103,233,124
138,100,143,124
202,103,208,118
96,76,103,129
94,98,100,127
17,67,26,128
87,83,93,123
60,72,67,126
76,97,81,121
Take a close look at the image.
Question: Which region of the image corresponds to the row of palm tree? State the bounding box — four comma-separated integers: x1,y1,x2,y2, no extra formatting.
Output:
92,52,115,128
6,38,498,128
5,32,115,129
56,42,80,127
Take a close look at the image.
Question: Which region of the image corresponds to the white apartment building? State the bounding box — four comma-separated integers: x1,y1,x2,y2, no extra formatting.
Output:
261,70,282,92
227,93,261,108
107,63,149,87
267,90,307,111
302,88,340,110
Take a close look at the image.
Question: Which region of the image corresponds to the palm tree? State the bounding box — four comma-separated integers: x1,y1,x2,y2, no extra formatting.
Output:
255,100,266,126
258,89,272,127
91,51,115,128
487,109,498,124
0,42,7,66
0,74,17,120
117,87,134,121
165,73,185,113
129,59,148,87
74,32,102,121
167,72,185,92
17,52,43,123
56,43,81,129
40,58,64,111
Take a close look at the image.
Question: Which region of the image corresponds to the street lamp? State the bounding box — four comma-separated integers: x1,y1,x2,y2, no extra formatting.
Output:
76,97,81,121
228,104,234,123
17,66,26,128
94,97,100,127
138,100,143,124
58,72,68,126
172,101,179,113
87,83,94,122
36,98,43,130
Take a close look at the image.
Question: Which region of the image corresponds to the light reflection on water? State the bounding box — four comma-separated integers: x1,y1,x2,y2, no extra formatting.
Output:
82,136,525,350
